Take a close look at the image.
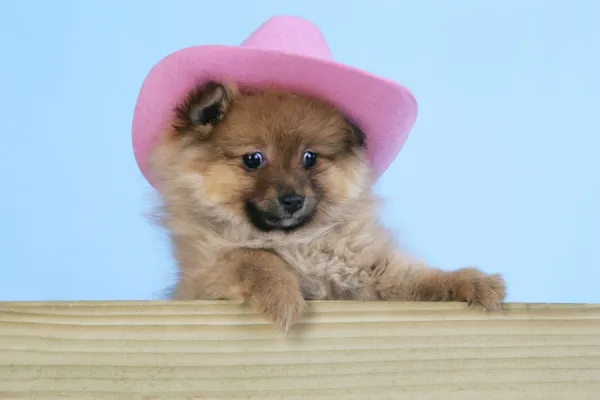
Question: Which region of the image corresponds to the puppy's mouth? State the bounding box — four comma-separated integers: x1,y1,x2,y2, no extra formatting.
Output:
245,200,315,232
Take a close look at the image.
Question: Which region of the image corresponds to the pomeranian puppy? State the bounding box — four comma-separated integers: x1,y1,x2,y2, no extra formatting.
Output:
148,81,506,332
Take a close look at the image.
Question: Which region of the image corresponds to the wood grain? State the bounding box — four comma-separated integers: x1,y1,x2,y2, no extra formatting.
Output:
0,300,599,399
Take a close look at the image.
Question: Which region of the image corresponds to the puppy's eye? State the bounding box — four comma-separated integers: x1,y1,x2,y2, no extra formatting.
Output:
302,151,317,169
242,152,264,170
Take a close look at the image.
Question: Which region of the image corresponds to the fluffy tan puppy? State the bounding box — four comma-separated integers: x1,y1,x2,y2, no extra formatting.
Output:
148,81,506,332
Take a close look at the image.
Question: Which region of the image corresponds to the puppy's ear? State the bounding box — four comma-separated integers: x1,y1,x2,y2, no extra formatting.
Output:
173,81,238,138
344,118,366,149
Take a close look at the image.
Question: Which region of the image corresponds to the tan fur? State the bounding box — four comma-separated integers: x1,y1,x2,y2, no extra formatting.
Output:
148,81,506,333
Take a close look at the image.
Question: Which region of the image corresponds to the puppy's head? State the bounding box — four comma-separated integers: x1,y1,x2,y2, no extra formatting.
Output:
150,81,372,232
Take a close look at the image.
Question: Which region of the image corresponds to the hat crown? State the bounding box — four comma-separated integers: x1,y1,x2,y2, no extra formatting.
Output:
241,15,333,60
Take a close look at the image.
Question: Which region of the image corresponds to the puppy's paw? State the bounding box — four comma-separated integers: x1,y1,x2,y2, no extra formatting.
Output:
231,248,306,333
449,267,506,310
249,282,305,333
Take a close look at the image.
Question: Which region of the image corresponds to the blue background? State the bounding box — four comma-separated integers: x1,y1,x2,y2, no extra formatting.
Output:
1,1,598,303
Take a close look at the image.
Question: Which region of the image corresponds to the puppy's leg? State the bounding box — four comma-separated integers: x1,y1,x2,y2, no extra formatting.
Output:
207,248,305,332
374,259,506,310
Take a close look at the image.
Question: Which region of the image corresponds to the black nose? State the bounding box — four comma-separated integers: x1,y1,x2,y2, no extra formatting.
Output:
278,194,305,213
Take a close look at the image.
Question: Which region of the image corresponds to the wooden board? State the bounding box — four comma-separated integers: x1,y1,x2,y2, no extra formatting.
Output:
1,300,599,399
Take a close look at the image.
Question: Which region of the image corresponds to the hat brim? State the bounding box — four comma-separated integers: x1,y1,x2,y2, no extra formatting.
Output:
132,44,418,184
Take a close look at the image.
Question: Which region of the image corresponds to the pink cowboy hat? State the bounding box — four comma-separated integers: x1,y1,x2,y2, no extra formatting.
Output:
132,15,418,184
